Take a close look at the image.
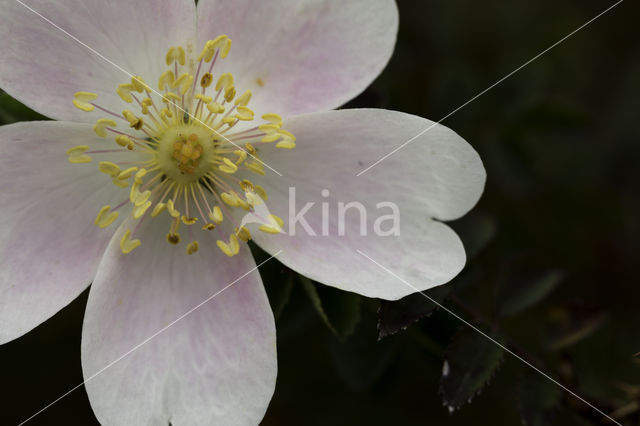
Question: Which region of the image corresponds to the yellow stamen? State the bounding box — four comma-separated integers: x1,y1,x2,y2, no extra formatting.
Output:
122,110,144,130
236,226,251,242
186,241,199,255
235,90,252,107
167,199,180,218
118,166,138,180
224,86,236,103
172,73,193,95
235,106,254,121
262,113,282,124
151,202,167,217
115,135,134,150
132,200,152,219
181,215,198,225
216,234,240,257
93,118,117,137
206,102,225,114
120,229,141,254
131,75,151,92
72,92,97,112
259,214,285,234
134,168,147,184
95,205,119,228
200,72,213,88
158,70,175,91
67,145,92,163
167,233,181,245
99,161,121,177
216,73,234,91
208,206,223,224
219,158,238,174
166,46,186,66
117,84,135,103
195,93,213,104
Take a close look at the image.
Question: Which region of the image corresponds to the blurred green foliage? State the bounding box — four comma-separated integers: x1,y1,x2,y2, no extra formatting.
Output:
2,0,640,425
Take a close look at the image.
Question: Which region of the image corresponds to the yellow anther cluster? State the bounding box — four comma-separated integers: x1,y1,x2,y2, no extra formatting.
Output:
68,35,296,256
172,133,203,174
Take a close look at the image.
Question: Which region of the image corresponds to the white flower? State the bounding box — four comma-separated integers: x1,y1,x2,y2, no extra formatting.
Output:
0,0,485,424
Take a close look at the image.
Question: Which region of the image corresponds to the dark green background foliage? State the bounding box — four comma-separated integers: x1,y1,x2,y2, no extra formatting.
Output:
2,0,639,424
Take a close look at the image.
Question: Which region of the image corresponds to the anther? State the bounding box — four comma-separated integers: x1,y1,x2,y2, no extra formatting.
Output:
93,118,117,137
208,206,223,224
95,205,119,228
166,46,186,66
216,234,240,257
200,72,213,88
167,233,181,245
158,70,175,91
235,90,252,107
115,135,135,150
186,241,199,255
99,161,121,176
66,145,92,163
72,92,97,112
117,84,135,103
120,229,141,254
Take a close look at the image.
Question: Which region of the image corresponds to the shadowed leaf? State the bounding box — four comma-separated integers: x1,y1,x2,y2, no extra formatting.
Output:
497,255,564,317
330,313,399,391
377,285,452,340
518,371,562,426
300,277,361,340
439,329,505,410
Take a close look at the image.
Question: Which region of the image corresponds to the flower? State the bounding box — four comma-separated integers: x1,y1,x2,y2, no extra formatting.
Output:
0,0,485,424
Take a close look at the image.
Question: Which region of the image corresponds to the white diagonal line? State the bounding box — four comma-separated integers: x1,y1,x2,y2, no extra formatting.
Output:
356,249,621,425
18,250,283,425
356,0,624,176
14,0,283,177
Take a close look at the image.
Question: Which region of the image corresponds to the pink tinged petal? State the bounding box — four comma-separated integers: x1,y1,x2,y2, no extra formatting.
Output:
0,0,196,122
82,217,277,425
196,0,399,116
0,121,128,344
247,109,486,300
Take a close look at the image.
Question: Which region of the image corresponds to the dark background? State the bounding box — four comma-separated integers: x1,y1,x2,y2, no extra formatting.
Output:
1,0,639,424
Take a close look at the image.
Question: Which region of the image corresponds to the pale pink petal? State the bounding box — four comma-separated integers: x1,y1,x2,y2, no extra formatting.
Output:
0,0,196,122
245,109,486,300
0,121,128,344
82,216,277,425
196,0,398,116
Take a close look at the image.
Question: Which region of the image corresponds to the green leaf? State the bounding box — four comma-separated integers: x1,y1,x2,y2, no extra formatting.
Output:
0,91,47,124
496,256,564,317
377,284,452,340
439,329,504,411
329,313,399,391
518,371,562,426
300,276,361,340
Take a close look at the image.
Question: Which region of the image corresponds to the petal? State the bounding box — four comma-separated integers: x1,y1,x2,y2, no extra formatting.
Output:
82,217,277,425
196,0,398,116
0,121,127,344
0,0,196,122
245,109,486,300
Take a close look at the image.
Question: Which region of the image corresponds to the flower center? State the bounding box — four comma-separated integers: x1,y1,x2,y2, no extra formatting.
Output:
157,125,214,182
67,35,294,256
